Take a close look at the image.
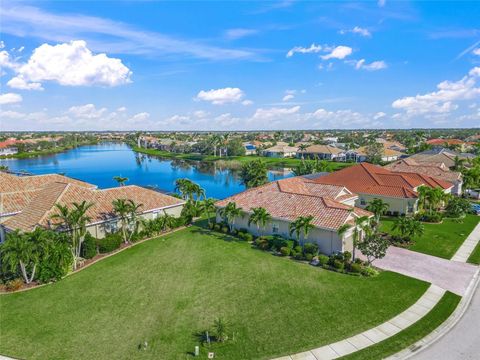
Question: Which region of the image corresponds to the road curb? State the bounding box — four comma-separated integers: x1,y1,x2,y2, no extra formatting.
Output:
387,267,480,360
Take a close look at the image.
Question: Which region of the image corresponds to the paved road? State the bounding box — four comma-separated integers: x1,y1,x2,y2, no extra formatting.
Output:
361,247,478,296
412,280,480,360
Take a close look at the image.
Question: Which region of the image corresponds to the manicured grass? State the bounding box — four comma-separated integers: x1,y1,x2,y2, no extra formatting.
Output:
341,291,461,360
467,241,480,264
0,225,428,360
133,146,351,170
380,215,480,259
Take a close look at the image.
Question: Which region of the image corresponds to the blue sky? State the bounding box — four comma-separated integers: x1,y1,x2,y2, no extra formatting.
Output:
0,0,479,131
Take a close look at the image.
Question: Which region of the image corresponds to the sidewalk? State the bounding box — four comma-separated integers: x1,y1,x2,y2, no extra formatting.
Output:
451,222,480,262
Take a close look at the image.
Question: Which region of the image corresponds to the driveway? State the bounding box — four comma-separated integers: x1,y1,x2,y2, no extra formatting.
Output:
411,278,480,360
363,247,477,296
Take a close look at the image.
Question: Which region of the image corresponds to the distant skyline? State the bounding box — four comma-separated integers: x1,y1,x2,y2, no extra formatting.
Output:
0,0,479,131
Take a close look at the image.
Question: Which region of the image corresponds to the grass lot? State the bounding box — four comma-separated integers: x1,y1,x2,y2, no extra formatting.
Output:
380,214,480,259
0,225,428,360
133,146,352,171
467,241,480,264
341,291,461,360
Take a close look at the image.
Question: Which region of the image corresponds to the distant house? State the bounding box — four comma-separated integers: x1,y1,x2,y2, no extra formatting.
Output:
243,143,257,155
408,148,475,169
297,144,343,160
0,139,19,156
426,138,466,151
0,172,184,242
216,176,372,255
262,144,297,158
313,163,453,215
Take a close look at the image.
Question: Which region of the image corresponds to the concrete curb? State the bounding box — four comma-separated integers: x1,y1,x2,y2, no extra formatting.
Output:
386,267,480,360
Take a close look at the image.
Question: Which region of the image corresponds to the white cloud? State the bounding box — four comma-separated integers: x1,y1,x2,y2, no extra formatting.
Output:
196,87,245,105
9,40,132,88
0,110,26,119
0,3,256,61
282,94,295,102
117,106,127,112
286,44,322,58
0,49,18,70
68,104,107,119
353,59,388,71
0,41,4,49
374,112,386,120
321,46,352,60
193,110,209,118
253,106,300,120
214,113,240,127
224,28,258,40
392,67,480,115
130,112,150,121
340,26,371,37
0,93,22,105
241,99,253,106
7,76,43,90
473,48,480,56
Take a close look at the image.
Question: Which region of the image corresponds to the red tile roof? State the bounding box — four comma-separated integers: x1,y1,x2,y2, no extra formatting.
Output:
216,177,370,231
426,138,464,145
384,159,461,183
313,163,452,199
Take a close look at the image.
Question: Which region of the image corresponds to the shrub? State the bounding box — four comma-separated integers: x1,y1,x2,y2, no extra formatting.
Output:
349,263,362,274
333,260,344,271
305,253,314,262
81,233,97,259
342,251,352,261
5,279,23,292
270,236,289,251
214,224,221,231
293,246,302,254
98,233,122,253
244,233,253,242
280,247,291,256
294,252,304,260
361,266,379,277
304,243,318,255
258,239,270,250
37,239,73,284
417,211,443,223
318,254,329,266
208,222,215,230
230,229,238,236
354,257,363,264
237,232,245,240
221,226,229,234
238,228,248,234
445,197,471,218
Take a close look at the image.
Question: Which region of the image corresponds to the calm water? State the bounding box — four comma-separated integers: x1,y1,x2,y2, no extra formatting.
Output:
0,143,291,199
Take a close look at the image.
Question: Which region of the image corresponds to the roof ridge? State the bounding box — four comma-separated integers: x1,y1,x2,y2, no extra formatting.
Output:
37,182,72,228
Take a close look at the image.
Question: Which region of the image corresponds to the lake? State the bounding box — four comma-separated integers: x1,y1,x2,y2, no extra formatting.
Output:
0,143,292,199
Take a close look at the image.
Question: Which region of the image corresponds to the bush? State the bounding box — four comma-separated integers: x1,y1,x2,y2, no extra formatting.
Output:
349,263,362,274
318,254,329,266
244,233,253,242
98,233,122,253
280,247,291,256
208,222,215,230
361,266,379,277
230,229,238,236
417,211,443,223
294,252,304,260
81,233,97,259
343,251,352,261
237,232,245,240
214,224,221,231
221,226,229,234
304,243,318,255
5,279,23,292
445,197,471,218
238,228,248,234
293,246,302,254
270,236,289,251
37,240,73,284
333,260,344,271
354,257,363,264
305,253,313,262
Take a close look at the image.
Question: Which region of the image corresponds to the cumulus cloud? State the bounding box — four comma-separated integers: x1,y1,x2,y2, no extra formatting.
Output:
130,112,150,121
340,26,371,37
473,48,480,56
353,59,388,71
195,87,245,105
0,92,22,105
253,106,300,120
286,44,322,58
68,104,107,119
392,67,480,115
224,28,258,40
241,99,253,106
7,40,132,89
283,94,295,102
321,46,352,60
374,112,387,120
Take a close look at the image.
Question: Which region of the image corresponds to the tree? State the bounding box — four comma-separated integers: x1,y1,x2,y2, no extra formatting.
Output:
51,201,94,270
113,176,129,186
112,199,143,244
289,216,315,247
416,186,430,211
1,231,41,284
174,178,204,203
218,202,242,232
453,156,465,171
226,138,246,156
366,198,389,226
298,144,308,160
200,198,217,226
248,207,271,236
357,233,389,265
365,142,384,164
239,160,268,188
445,197,471,218
351,216,369,261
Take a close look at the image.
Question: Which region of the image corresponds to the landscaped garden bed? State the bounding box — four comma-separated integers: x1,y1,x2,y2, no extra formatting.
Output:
0,224,429,360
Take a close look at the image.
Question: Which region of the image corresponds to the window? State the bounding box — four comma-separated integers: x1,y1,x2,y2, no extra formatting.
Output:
360,198,366,206
104,220,118,234
408,203,414,213
272,223,279,234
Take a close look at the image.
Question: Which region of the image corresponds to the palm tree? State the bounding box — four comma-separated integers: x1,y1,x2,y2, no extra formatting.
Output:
174,178,202,201
0,165,9,172
429,187,448,212
219,202,242,232
453,156,465,171
200,198,216,226
112,199,143,244
351,215,369,261
289,216,315,248
51,201,93,270
298,144,308,160
393,217,424,242
416,186,431,211
407,219,425,240
392,217,410,240
366,198,389,226
301,216,315,245
248,207,271,236
113,175,129,186
1,231,40,284
289,218,303,246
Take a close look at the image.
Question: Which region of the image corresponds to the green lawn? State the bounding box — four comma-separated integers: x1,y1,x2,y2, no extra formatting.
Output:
133,146,351,171
467,241,480,264
0,225,428,360
341,291,461,360
380,214,480,259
